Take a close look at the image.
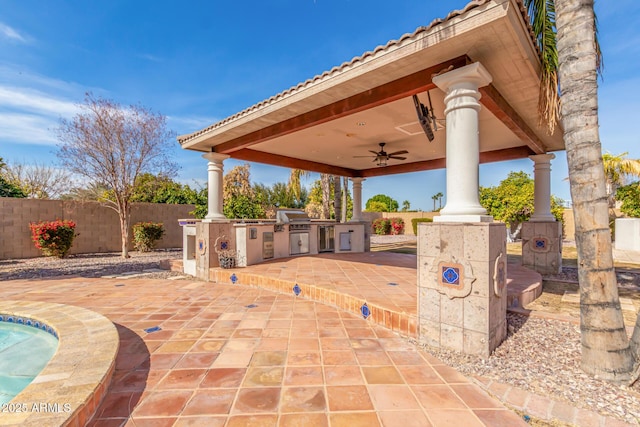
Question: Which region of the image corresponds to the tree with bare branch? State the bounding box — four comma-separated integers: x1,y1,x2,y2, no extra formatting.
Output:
56,93,177,258
3,161,71,199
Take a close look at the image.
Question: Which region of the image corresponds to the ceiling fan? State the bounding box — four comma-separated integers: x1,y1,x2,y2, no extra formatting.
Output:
353,142,408,167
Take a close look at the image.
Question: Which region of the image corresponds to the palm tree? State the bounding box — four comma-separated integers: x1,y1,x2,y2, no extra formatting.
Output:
530,0,637,380
333,175,342,221
341,176,349,222
431,194,438,211
288,169,310,206
435,192,444,210
602,152,640,208
320,173,332,219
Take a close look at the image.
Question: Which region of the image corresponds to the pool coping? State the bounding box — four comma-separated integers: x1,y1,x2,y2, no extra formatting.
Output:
0,301,119,427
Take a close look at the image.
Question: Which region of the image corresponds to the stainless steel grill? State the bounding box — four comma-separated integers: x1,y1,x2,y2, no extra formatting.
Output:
276,211,311,230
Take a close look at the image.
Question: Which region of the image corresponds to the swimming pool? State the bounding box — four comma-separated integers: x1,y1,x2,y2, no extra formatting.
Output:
0,320,58,405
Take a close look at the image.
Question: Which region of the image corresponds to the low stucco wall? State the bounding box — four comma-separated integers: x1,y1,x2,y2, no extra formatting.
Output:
0,198,195,259
362,209,577,239
361,211,439,235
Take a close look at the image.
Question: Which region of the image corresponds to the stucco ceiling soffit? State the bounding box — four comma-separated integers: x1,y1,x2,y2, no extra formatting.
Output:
212,56,469,156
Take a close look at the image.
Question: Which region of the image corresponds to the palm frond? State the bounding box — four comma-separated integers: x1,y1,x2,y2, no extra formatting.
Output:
524,0,559,134
524,0,603,133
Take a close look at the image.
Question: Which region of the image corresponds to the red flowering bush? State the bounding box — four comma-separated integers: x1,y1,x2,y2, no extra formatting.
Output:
29,219,77,258
372,218,404,235
372,218,391,235
389,218,405,235
133,222,165,252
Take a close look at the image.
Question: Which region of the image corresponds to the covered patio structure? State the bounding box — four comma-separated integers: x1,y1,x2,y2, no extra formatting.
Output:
178,0,565,356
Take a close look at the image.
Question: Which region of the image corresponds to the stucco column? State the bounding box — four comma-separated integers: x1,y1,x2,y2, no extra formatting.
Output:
529,153,556,222
350,177,365,222
202,152,230,221
432,62,493,223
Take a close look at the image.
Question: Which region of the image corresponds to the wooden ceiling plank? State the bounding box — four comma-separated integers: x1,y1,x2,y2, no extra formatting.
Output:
216,56,469,155
479,84,547,154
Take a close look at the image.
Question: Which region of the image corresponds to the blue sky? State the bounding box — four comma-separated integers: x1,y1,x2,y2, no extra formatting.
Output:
1,1,639,211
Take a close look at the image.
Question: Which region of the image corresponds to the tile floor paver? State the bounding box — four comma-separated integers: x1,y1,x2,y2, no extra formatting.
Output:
2,270,528,426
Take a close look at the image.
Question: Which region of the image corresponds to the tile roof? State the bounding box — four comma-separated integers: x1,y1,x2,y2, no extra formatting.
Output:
178,0,535,145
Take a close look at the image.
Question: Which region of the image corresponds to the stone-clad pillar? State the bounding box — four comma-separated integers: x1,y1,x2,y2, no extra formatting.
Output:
522,153,562,274
432,62,493,223
202,152,229,221
418,62,508,357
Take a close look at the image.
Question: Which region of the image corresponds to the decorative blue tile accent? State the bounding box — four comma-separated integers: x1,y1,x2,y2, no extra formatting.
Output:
498,265,505,286
220,241,229,250
144,326,162,333
535,239,546,249
293,284,301,296
1,314,59,339
442,267,460,285
360,303,370,319
230,273,238,284
198,240,204,251
387,282,398,287
245,304,258,309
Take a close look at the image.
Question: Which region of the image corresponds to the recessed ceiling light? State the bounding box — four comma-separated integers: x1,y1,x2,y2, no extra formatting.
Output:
357,122,366,126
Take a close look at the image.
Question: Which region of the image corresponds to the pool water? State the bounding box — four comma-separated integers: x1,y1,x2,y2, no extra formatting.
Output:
0,322,58,405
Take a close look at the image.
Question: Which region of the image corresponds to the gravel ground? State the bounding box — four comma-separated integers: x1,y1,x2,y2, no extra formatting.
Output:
2,247,640,424
419,313,640,425
0,249,186,281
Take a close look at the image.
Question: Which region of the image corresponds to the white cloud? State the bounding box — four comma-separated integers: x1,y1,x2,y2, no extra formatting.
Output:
0,23,28,43
0,86,79,117
0,112,59,145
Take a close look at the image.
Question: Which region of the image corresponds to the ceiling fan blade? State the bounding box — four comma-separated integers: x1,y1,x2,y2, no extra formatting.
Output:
387,150,408,156
368,150,380,155
389,156,407,160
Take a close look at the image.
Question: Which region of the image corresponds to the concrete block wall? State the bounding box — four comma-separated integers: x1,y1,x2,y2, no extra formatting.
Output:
0,197,195,259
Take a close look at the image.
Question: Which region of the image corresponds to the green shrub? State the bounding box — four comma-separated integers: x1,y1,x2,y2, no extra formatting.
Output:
411,217,433,234
29,219,77,258
133,222,165,252
372,218,391,235
616,183,640,218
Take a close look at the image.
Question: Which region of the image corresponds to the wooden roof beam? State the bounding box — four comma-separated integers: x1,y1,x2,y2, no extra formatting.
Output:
479,84,547,154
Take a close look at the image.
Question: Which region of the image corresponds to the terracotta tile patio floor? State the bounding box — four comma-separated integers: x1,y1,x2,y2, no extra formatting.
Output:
3,260,529,427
